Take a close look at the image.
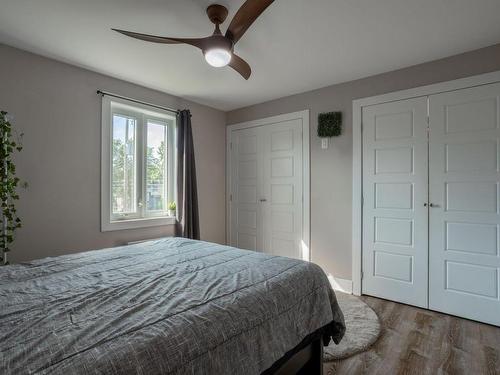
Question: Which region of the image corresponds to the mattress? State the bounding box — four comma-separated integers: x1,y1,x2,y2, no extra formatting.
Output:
0,238,345,374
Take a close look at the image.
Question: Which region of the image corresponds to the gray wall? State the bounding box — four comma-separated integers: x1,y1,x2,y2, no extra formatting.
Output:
227,43,500,281
3,41,500,275
0,44,226,263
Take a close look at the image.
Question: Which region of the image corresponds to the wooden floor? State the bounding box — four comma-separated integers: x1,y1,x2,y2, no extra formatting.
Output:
324,296,500,375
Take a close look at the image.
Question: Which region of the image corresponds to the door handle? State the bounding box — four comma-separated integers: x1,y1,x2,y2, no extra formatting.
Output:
259,198,267,202
429,203,439,208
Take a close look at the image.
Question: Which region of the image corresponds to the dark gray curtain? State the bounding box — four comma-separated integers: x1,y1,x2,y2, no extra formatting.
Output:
176,110,200,239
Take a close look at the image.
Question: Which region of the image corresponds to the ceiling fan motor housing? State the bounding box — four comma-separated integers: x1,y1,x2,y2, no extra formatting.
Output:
206,4,229,25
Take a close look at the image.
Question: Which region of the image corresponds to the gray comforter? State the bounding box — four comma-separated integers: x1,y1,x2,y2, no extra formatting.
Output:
0,238,345,374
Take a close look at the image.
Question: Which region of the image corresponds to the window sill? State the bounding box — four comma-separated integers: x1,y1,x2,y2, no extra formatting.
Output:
101,216,176,232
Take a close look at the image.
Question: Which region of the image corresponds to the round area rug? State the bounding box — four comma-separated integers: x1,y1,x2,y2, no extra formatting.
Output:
324,292,381,361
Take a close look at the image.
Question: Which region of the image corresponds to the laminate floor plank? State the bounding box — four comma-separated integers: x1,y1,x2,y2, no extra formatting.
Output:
325,296,500,375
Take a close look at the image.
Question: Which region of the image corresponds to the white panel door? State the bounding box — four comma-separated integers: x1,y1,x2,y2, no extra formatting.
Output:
230,119,304,259
261,120,303,259
230,127,262,251
429,83,500,326
362,97,429,308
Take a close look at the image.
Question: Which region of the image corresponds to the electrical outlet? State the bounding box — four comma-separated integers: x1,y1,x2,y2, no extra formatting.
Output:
321,138,329,149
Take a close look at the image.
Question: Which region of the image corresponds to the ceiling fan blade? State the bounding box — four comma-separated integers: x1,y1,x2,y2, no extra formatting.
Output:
225,0,274,44
229,53,252,80
112,29,208,50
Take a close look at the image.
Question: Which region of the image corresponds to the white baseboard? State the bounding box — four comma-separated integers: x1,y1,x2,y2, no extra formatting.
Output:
327,275,353,294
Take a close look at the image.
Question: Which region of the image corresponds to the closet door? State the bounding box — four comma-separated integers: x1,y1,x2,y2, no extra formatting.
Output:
261,119,303,259
362,97,429,308
429,83,500,326
230,126,263,251
230,119,304,259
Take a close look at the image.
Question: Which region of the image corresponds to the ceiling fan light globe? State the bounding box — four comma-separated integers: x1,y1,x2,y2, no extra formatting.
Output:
204,48,232,67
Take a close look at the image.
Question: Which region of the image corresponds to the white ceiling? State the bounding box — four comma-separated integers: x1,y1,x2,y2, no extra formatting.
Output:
1,0,500,111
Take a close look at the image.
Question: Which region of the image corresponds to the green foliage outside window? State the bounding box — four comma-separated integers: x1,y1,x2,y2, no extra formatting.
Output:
112,138,136,213
146,141,166,211
112,138,166,213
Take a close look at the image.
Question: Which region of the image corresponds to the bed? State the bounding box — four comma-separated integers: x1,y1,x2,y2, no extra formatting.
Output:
0,238,345,374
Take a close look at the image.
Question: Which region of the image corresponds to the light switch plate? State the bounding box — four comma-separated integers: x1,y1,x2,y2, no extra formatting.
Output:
321,138,329,149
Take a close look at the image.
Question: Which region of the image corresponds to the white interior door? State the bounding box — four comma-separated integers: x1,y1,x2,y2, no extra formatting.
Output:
230,126,262,251
362,97,429,308
261,120,303,259
229,119,304,259
429,83,500,326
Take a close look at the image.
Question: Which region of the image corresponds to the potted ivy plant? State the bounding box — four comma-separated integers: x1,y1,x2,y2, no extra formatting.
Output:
168,201,176,217
1,111,26,265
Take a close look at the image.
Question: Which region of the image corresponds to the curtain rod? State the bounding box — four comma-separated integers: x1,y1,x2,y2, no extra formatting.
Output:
96,90,180,115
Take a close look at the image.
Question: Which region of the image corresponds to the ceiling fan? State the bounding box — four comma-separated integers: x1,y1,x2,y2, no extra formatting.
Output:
112,0,274,80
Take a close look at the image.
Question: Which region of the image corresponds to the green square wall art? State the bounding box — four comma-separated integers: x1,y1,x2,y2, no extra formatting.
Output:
318,112,342,137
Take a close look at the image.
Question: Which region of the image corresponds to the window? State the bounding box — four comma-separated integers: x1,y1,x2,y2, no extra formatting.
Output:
101,96,176,231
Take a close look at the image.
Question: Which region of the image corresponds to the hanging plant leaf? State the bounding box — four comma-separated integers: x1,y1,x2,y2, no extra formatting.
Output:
0,111,26,266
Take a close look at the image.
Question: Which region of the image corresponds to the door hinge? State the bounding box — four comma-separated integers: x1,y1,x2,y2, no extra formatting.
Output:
230,142,233,150
361,271,364,280
229,194,232,202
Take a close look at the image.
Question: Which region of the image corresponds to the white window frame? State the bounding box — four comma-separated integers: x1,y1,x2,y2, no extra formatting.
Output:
101,96,176,231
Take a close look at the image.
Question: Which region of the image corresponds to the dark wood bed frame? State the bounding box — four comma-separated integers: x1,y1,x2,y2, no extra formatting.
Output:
263,335,324,375
273,338,323,375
